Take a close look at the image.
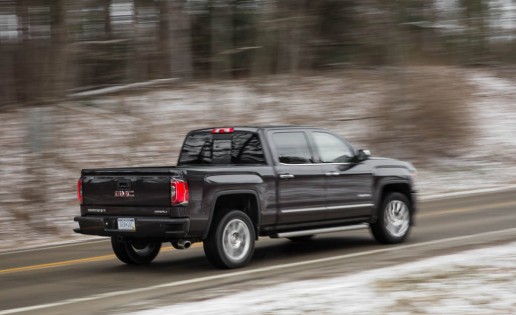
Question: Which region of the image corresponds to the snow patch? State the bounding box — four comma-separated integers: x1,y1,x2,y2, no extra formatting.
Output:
128,241,516,315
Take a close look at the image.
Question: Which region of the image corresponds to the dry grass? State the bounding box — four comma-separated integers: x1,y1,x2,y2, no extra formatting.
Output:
0,66,494,249
370,67,474,163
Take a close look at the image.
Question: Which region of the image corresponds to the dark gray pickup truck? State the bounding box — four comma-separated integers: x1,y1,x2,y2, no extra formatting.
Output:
75,126,417,269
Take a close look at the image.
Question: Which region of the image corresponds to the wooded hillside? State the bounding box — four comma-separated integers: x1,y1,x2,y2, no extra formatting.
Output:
1,0,514,107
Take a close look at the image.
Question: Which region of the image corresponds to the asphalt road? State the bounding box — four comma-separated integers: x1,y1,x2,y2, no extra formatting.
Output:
1,189,516,315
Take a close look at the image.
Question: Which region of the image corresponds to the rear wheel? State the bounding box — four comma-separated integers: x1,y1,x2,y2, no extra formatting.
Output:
203,210,255,269
370,192,412,244
111,237,161,265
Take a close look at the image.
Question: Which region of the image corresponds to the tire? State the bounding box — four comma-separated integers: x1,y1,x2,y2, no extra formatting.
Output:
111,237,161,265
287,235,314,242
370,192,412,244
203,210,256,269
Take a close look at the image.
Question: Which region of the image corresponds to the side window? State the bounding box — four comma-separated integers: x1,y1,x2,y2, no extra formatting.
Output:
272,132,313,164
312,132,354,163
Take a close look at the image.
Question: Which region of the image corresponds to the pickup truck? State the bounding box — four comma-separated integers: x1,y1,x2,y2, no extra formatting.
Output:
74,126,417,269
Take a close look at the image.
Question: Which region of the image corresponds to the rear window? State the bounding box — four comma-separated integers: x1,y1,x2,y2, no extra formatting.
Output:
178,131,266,165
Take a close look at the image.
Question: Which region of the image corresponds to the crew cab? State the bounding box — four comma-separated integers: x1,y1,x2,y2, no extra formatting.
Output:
74,126,417,268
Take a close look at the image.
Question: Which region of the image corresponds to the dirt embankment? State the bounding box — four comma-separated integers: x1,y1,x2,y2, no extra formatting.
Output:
1,66,515,251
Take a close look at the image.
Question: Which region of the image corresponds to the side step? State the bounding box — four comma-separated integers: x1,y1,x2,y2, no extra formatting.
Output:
273,223,369,238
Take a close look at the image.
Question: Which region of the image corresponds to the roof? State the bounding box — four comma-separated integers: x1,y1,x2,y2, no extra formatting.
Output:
190,125,322,133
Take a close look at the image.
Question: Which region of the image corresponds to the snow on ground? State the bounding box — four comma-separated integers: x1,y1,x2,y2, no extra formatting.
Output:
0,66,515,314
411,69,516,193
128,241,516,315
0,67,515,252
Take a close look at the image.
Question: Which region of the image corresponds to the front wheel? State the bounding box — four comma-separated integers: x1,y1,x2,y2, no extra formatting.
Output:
111,237,161,265
203,210,255,269
370,192,412,244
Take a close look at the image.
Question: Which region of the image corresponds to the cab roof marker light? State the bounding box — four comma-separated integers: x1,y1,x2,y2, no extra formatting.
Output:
211,128,234,134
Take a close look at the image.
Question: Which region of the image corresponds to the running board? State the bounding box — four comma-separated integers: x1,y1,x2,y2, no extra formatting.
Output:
274,223,369,238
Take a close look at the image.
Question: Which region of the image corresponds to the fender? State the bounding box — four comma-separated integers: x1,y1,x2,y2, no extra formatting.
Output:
202,189,262,239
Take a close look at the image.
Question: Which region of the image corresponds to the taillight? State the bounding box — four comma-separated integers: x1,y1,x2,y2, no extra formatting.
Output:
77,178,83,205
171,179,189,206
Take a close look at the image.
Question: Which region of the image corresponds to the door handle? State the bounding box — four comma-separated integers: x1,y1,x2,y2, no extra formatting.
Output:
325,172,340,176
279,174,295,179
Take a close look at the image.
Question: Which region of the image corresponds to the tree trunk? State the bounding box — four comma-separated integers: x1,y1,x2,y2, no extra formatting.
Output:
14,0,31,104
128,0,148,82
170,0,193,79
250,0,277,76
50,0,68,100
159,0,193,79
210,0,233,79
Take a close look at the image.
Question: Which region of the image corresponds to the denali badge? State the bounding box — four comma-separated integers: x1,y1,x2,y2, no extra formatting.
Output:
114,190,135,198
88,208,106,213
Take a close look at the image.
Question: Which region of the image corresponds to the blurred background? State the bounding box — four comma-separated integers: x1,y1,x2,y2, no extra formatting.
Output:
1,0,514,100
0,0,515,249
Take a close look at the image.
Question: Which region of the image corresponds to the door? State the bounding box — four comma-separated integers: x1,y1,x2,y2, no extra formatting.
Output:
310,131,374,220
270,131,326,225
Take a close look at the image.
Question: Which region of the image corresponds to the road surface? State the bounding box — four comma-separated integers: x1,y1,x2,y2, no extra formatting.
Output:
1,189,515,315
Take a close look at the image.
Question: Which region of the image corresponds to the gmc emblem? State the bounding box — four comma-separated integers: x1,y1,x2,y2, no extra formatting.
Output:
114,190,135,198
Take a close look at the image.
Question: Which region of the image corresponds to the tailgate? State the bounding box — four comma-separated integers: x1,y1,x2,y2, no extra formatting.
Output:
82,175,170,207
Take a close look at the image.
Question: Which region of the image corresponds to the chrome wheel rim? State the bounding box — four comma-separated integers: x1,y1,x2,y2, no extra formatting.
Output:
222,218,251,263
384,200,410,238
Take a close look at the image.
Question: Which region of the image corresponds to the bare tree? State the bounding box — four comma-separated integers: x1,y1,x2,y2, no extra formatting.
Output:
50,0,69,99
210,0,233,79
275,0,311,73
14,0,31,103
159,0,193,79
460,0,488,63
251,0,278,76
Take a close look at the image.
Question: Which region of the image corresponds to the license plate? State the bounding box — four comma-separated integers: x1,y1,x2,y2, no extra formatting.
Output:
117,218,135,231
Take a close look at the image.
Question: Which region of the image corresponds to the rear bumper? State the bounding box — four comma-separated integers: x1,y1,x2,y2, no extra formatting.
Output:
73,216,190,240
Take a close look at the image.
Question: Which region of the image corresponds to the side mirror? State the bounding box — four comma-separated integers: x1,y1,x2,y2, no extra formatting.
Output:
355,149,371,162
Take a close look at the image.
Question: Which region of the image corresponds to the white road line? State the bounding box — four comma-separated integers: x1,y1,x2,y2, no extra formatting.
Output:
420,184,516,201
1,227,516,315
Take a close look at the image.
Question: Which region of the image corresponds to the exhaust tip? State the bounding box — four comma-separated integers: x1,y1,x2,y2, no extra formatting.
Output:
171,239,192,250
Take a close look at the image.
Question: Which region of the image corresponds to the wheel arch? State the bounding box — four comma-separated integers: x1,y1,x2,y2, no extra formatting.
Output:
203,190,261,240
